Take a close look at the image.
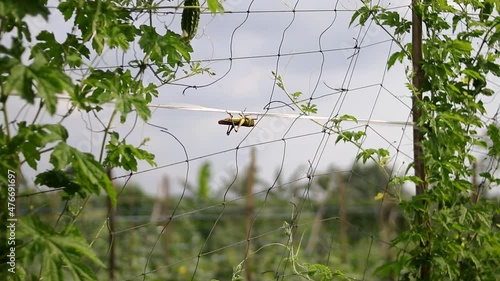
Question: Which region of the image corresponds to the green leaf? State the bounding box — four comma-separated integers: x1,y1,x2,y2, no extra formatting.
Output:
462,69,483,81
139,26,192,66
130,95,152,121
390,175,423,185
301,102,317,114
104,132,156,172
0,0,49,20
353,131,366,141
304,263,333,279
164,30,193,66
18,216,105,281
8,52,75,114
34,169,70,189
35,169,84,200
350,6,371,27
21,142,39,169
339,114,358,123
451,15,461,33
71,148,116,206
377,148,389,157
291,91,302,101
32,31,64,65
479,1,493,21
4,63,35,103
44,124,69,142
50,142,116,206
33,31,91,68
356,148,376,163
7,123,68,169
138,25,160,58
387,50,406,69
57,0,76,21
450,39,472,53
355,148,388,164
207,0,224,14
335,131,353,144
106,23,137,51
50,142,72,170
5,264,26,281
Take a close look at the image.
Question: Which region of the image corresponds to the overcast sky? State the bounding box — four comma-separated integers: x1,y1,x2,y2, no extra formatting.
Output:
8,0,500,198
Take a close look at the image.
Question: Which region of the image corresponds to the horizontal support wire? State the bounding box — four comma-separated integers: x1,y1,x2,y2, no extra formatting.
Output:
47,6,412,14
149,103,414,126
62,39,393,72
6,93,414,126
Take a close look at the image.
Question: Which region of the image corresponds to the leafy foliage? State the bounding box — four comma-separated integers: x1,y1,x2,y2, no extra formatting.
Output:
34,142,116,205
352,0,500,280
18,216,105,281
273,71,391,169
105,132,156,172
225,221,350,281
273,71,317,114
0,0,224,279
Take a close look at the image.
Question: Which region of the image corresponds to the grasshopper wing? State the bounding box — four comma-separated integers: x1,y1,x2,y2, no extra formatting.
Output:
218,118,234,125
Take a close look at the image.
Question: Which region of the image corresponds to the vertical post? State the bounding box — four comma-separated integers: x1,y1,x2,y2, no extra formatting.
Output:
338,172,348,264
305,173,334,255
160,177,170,264
107,169,116,281
244,148,256,281
411,0,429,279
471,162,479,204
412,3,425,194
379,200,396,281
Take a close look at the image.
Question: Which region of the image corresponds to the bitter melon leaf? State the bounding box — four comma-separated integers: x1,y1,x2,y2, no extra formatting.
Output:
19,216,105,281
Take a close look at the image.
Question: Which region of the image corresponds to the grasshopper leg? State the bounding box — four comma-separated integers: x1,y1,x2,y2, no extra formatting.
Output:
226,124,234,135
226,112,236,135
235,116,245,132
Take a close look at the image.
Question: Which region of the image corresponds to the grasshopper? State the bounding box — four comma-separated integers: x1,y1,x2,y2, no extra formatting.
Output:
218,112,256,135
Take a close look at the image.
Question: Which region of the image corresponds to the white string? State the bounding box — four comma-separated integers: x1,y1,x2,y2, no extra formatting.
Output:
149,103,414,126
9,94,414,126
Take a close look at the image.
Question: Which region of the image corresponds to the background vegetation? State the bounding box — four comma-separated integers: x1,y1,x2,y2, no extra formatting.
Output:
1,0,500,280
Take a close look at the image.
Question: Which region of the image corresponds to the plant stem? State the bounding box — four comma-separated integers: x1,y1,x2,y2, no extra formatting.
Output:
99,110,117,163
2,102,11,138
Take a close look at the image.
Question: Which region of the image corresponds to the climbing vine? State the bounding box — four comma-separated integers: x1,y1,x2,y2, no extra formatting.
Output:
352,0,500,279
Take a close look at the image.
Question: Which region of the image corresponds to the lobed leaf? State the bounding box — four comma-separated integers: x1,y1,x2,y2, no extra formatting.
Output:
18,216,105,281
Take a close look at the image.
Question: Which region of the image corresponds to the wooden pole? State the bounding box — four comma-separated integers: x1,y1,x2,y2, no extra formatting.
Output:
305,175,333,255
244,148,256,281
411,0,430,279
107,169,116,281
338,172,348,264
471,162,479,204
160,177,170,264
